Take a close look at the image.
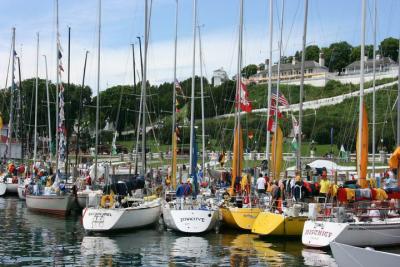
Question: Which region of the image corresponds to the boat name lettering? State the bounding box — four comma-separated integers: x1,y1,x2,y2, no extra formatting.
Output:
180,217,205,223
304,229,332,238
89,212,112,217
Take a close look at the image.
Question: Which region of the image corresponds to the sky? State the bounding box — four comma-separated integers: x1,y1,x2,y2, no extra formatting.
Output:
0,0,399,94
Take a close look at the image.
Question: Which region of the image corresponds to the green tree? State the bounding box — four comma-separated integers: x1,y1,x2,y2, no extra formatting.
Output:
350,45,373,62
379,37,399,61
241,64,258,78
305,45,320,61
327,41,352,74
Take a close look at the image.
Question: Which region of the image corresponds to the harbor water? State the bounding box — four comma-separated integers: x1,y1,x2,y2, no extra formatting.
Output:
0,197,338,266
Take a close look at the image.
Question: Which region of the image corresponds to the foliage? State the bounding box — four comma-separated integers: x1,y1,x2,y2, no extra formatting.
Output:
379,37,399,61
241,64,258,78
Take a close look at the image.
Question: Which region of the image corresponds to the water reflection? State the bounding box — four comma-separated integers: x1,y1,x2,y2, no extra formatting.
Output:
0,197,342,266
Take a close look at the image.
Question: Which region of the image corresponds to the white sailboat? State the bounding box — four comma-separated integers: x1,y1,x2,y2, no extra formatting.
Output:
162,0,219,234
302,0,400,248
26,2,74,215
82,0,161,232
330,242,400,267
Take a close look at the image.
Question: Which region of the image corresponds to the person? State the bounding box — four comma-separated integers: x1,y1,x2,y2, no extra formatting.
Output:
183,179,192,197
319,169,330,203
176,182,184,198
383,170,397,190
256,173,266,195
368,203,381,222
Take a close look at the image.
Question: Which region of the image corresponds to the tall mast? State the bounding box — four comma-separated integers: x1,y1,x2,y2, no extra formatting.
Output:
135,36,144,175
6,27,16,159
75,50,89,165
296,0,308,174
198,25,206,176
131,44,136,86
65,26,71,175
189,0,197,177
372,0,377,179
94,0,101,181
55,0,59,175
171,0,179,188
265,0,273,174
17,57,24,161
273,0,284,180
44,54,52,164
140,0,149,177
34,33,39,163
357,0,366,179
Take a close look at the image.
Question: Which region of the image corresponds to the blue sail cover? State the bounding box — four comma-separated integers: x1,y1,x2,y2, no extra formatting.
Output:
191,126,199,195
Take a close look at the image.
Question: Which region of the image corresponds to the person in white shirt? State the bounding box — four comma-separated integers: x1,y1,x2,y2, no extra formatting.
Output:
257,173,266,194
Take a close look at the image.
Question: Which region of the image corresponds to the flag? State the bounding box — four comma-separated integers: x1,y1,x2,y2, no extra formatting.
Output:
291,137,298,151
0,115,3,130
13,50,17,56
58,50,62,59
291,114,299,136
271,88,289,107
111,132,117,155
247,130,254,140
191,126,199,195
59,64,64,72
175,79,185,97
236,81,252,113
267,116,276,132
269,99,282,118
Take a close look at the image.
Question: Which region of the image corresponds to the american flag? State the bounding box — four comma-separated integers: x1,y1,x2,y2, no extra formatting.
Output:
271,88,289,107
174,79,185,98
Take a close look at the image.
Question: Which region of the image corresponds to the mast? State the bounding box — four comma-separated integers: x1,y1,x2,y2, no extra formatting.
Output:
131,44,136,86
75,50,89,165
94,0,101,181
372,0,377,179
5,27,16,159
65,26,71,175
44,54,52,163
34,33,39,163
17,57,24,161
296,0,308,174
265,0,273,174
140,0,149,178
134,36,144,175
198,25,206,178
273,0,284,180
397,36,400,146
357,0,366,183
189,0,197,179
55,0,59,175
171,0,179,188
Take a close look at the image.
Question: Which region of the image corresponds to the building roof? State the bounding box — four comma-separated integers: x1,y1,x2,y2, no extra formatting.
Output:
345,57,397,69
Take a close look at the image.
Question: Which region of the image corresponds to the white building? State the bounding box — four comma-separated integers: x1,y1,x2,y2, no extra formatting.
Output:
212,67,229,87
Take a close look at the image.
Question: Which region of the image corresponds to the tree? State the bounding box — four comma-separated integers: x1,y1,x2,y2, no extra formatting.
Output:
241,64,258,78
327,41,352,74
350,45,373,62
305,45,320,61
379,37,399,61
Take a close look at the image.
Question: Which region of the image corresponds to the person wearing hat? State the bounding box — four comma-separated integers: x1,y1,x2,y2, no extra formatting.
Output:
319,170,330,203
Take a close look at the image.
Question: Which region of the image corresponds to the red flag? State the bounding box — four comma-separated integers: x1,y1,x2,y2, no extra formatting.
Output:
236,81,252,113
267,116,275,132
269,99,282,118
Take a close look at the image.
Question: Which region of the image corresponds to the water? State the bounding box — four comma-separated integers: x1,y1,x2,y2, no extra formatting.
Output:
0,197,337,266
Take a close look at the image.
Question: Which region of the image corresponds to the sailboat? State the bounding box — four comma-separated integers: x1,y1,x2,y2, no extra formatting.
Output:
219,0,261,231
162,0,219,234
0,28,20,196
302,0,400,248
82,0,161,232
252,0,310,237
26,2,74,216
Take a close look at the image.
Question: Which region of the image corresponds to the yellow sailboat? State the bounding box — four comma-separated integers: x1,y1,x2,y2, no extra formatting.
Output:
252,126,307,236
220,126,261,230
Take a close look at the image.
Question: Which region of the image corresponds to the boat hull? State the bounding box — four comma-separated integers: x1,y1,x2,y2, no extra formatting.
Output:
302,219,400,248
220,207,261,230
162,205,218,233
330,242,400,267
26,194,74,216
6,183,18,194
17,185,26,200
82,199,161,232
0,183,6,196
252,212,307,236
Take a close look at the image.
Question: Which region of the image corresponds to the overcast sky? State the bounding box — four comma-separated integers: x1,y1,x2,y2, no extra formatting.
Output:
0,0,399,93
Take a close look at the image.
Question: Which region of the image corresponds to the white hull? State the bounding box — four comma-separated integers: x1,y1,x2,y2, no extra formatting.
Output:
330,242,400,267
302,219,400,248
26,194,74,216
17,185,26,200
6,183,18,194
162,204,218,233
82,198,161,232
0,183,6,196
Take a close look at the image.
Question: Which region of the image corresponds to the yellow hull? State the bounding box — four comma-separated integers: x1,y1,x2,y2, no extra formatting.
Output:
220,207,261,230
251,211,307,236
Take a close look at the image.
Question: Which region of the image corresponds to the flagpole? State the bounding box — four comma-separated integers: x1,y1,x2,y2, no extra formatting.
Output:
265,0,273,176
55,0,59,176
189,0,197,182
297,0,308,175
273,0,284,180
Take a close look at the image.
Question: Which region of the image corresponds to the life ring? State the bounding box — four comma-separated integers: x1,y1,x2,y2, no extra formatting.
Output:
100,195,114,208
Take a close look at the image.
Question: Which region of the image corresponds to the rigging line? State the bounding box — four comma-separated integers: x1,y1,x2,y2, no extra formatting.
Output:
282,0,301,55
1,37,13,114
